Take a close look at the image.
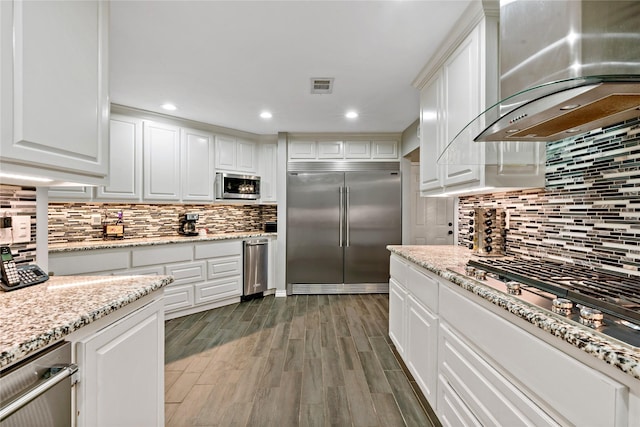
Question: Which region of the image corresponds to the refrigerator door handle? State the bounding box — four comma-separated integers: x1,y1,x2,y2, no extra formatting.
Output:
339,187,344,247
345,186,350,247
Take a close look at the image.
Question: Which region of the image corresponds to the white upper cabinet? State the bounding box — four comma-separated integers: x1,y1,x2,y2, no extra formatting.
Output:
288,138,399,162
0,0,109,185
143,122,181,200
416,2,545,196
259,142,278,203
215,136,257,174
181,128,214,201
96,115,143,200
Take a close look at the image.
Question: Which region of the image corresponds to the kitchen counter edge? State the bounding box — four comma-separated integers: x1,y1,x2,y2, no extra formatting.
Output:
387,244,640,381
49,232,277,253
0,274,173,369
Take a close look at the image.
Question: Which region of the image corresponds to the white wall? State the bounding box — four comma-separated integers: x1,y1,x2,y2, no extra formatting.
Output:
401,119,420,157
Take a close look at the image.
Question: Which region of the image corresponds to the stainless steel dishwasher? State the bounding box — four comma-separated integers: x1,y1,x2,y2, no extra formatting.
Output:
243,239,268,298
0,341,77,426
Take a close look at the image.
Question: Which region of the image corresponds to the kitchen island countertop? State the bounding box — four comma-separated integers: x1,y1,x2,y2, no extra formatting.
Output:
0,274,172,369
49,231,276,253
387,245,640,381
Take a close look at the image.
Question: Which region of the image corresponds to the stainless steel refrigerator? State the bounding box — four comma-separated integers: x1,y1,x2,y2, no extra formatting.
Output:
287,168,401,294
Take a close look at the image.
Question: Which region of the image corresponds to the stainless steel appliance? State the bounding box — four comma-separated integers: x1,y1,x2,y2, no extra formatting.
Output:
215,172,260,200
453,257,640,348
243,239,268,298
287,163,401,294
0,341,77,426
476,0,640,143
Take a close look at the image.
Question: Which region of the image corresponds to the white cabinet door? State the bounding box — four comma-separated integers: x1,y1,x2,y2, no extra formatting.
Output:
288,140,317,160
215,135,237,170
371,140,399,159
407,295,438,404
236,138,257,173
345,141,370,159
0,0,109,185
317,141,344,159
77,297,164,427
420,73,444,192
388,278,407,357
96,115,143,200
441,27,481,187
181,128,214,201
260,142,277,202
48,186,93,201
143,121,181,200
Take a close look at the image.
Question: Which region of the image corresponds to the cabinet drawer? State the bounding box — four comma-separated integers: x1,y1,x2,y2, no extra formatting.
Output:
49,250,129,275
113,266,164,276
389,255,407,285
164,284,194,312
439,285,628,426
439,323,559,426
195,240,242,259
437,374,482,427
132,245,192,267
165,261,206,285
407,265,438,313
195,277,242,305
207,256,241,280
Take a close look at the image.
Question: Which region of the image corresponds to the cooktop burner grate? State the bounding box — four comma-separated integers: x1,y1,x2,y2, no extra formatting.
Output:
468,257,640,324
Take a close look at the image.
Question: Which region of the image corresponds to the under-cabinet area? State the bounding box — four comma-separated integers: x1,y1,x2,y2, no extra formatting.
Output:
48,234,277,320
388,248,640,426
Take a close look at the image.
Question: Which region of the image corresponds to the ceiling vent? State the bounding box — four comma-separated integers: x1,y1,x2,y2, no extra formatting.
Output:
310,78,334,94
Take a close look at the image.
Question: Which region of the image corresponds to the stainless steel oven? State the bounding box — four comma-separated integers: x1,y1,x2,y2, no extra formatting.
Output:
0,341,77,426
215,172,260,200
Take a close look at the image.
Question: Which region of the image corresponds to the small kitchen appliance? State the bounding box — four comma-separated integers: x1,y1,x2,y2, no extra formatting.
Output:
215,172,260,200
179,213,199,236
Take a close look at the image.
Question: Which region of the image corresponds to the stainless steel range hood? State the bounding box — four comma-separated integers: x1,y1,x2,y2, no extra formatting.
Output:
480,0,640,142
439,0,640,167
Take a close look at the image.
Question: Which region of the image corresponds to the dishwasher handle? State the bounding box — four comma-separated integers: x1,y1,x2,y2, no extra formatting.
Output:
0,363,78,421
244,240,268,247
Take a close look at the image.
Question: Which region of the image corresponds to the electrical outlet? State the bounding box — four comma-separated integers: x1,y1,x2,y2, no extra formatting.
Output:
0,228,12,245
11,216,31,243
91,214,102,226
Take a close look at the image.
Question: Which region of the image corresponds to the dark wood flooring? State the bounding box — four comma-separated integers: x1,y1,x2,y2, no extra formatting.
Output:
164,294,435,426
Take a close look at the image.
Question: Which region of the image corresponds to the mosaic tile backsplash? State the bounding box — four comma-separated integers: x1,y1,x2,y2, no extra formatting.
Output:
0,185,37,265
48,203,277,244
459,117,640,278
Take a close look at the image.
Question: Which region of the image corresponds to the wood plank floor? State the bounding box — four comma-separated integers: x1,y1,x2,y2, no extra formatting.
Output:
165,294,435,426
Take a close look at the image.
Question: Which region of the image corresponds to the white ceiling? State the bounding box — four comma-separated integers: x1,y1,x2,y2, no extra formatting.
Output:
110,0,472,135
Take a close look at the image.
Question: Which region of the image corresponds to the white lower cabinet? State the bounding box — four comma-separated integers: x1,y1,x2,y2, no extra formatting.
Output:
388,278,407,357
49,238,260,319
75,296,164,427
406,294,438,403
389,254,632,426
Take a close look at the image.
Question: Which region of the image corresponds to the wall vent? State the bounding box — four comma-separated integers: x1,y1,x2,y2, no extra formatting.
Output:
310,78,334,94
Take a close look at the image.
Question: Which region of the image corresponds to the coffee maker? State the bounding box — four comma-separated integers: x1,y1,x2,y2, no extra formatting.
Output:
179,213,199,236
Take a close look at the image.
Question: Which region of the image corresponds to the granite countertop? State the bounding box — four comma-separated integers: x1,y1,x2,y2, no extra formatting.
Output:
49,231,276,253
387,245,640,381
0,275,173,369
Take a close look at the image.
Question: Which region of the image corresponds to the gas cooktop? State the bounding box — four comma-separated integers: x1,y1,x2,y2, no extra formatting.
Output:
452,257,640,349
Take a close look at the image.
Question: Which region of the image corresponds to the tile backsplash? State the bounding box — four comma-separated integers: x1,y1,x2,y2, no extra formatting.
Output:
459,117,640,278
0,185,37,265
48,203,277,244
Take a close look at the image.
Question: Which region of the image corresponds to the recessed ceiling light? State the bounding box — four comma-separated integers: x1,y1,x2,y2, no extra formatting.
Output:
345,111,358,119
260,111,273,119
161,103,177,111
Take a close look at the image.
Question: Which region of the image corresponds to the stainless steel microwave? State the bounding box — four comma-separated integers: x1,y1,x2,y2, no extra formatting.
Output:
215,172,261,200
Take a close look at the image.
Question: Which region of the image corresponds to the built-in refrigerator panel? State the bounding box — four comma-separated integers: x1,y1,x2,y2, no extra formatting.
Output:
286,165,401,294
287,172,344,285
344,171,401,284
